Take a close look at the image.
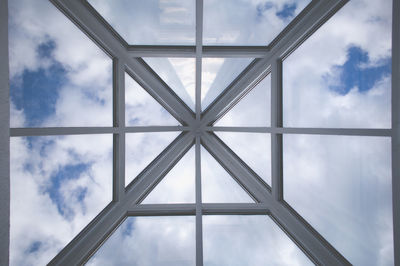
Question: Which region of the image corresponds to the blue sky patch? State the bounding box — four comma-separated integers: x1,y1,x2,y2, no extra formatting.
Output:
276,3,297,19
10,40,67,127
327,46,391,95
26,241,42,254
46,162,90,219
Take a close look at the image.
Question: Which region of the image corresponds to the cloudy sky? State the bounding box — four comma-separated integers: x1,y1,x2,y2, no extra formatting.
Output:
9,0,393,265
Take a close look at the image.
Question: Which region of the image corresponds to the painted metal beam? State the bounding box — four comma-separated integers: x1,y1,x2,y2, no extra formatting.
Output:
9,126,189,136
51,0,196,126
205,126,391,136
0,0,9,264
200,0,348,126
201,132,350,265
392,0,400,264
113,59,126,200
125,203,270,216
48,132,195,265
270,60,283,201
127,45,269,58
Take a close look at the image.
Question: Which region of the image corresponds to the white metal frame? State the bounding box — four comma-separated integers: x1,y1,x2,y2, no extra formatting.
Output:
2,0,398,265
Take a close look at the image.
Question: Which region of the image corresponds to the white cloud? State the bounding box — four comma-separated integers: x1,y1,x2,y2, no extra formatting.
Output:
10,135,113,265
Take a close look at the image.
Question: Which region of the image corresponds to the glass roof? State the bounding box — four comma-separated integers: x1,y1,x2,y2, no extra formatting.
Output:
7,0,395,264
203,0,311,46
87,0,196,45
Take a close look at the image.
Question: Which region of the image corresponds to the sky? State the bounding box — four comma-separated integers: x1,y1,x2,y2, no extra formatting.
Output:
8,0,393,265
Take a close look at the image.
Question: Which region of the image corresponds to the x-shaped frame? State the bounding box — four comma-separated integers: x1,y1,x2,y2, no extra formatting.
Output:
16,0,364,264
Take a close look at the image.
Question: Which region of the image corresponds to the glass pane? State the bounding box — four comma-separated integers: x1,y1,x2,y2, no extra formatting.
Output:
216,74,271,127
142,146,195,204
216,132,271,185
283,0,392,128
125,132,180,186
283,135,393,265
203,0,311,45
144,58,196,111
125,73,179,126
87,216,195,265
88,0,195,45
203,215,312,265
202,58,253,111
10,135,112,265
9,0,112,128
201,146,254,203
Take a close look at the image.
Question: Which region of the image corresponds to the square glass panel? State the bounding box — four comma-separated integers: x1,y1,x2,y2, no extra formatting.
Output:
9,0,112,128
283,135,393,265
88,0,195,45
203,0,311,45
283,0,392,128
87,216,195,265
203,215,312,265
10,135,112,265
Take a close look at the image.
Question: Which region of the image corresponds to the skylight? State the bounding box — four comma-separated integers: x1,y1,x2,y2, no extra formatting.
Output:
6,0,396,265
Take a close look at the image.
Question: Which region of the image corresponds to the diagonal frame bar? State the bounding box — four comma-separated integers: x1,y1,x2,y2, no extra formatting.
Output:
201,132,351,265
200,0,348,127
51,0,196,127
48,132,195,265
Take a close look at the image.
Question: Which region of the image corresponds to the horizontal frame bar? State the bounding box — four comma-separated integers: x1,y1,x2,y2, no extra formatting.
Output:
10,126,190,137
127,45,269,58
126,203,270,216
206,126,392,136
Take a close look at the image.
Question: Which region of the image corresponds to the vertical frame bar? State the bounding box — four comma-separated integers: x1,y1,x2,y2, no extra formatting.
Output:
271,59,283,201
195,0,203,121
195,136,203,266
0,0,9,264
392,0,400,264
113,59,126,201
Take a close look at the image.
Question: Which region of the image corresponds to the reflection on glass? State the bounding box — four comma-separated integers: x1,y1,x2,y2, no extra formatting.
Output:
283,135,393,265
203,215,312,265
203,0,310,45
125,73,179,126
216,132,271,185
87,216,196,265
201,146,254,203
125,132,180,186
88,0,195,45
216,74,271,127
144,58,196,111
142,146,195,204
10,135,112,265
202,58,253,110
283,0,391,128
9,0,112,128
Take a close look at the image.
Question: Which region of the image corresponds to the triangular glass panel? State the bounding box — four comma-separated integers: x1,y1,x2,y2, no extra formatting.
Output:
125,132,180,186
203,215,313,265
142,146,195,204
86,216,195,265
87,0,195,45
203,0,311,46
125,73,180,126
216,74,271,127
202,58,253,111
144,58,196,111
216,132,271,185
201,146,254,203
